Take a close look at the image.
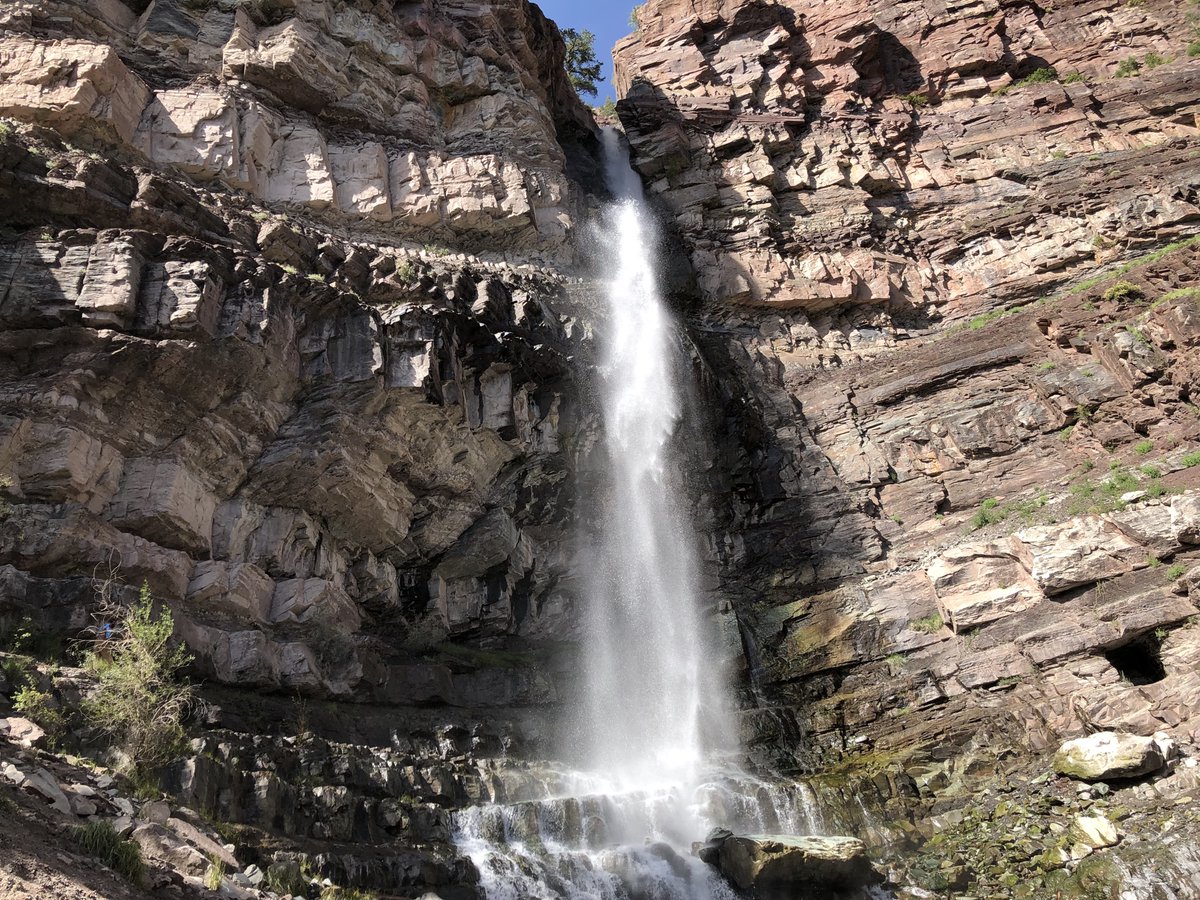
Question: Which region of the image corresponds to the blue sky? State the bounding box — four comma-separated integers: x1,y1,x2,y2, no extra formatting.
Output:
536,0,640,103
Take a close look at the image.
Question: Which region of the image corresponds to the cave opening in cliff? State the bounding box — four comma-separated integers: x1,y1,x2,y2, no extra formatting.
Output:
1104,633,1166,685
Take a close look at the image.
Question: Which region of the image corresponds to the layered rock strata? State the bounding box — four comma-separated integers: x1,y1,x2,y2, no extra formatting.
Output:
617,0,1200,894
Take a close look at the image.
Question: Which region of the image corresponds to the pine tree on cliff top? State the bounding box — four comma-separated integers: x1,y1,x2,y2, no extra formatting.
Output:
563,28,603,97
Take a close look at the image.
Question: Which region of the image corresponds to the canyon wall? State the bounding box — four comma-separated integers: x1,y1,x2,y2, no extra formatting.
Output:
0,0,613,778
2,0,1200,894
0,1,618,892
616,0,1200,892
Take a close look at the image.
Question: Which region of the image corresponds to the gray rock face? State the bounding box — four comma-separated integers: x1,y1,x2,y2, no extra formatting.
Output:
716,834,877,898
1053,732,1166,781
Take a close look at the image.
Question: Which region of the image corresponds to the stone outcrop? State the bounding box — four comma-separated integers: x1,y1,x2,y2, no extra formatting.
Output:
0,3,610,892
1053,731,1169,781
0,0,596,262
714,833,877,898
615,0,1199,319
0,0,606,706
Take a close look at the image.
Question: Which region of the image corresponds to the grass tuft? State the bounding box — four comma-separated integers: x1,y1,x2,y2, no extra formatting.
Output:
72,821,145,885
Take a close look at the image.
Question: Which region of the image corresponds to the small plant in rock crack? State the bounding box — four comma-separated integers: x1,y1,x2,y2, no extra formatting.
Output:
1102,280,1143,303
204,856,226,891
910,613,944,634
1167,563,1188,580
1115,57,1142,78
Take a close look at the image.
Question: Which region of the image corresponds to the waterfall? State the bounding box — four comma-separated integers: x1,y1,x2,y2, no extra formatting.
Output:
574,127,732,792
450,128,818,899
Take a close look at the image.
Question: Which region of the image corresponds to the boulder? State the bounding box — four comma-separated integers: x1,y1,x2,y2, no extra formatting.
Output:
141,799,172,824
0,715,45,748
716,834,876,897
1071,815,1119,849
23,768,72,815
131,822,208,876
1053,732,1165,781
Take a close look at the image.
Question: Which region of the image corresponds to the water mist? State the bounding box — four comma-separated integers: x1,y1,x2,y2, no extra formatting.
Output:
451,128,821,900
573,128,732,793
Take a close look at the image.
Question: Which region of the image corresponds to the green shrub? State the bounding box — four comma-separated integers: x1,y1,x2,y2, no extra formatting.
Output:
1017,67,1058,86
969,498,1005,530
967,494,1048,532
1183,451,1200,468
72,821,145,885
1067,465,1141,514
13,685,65,741
1188,40,1200,58
1134,440,1153,455
1115,57,1141,78
1143,51,1167,70
900,92,928,107
1062,72,1086,84
84,583,194,771
1102,280,1142,303
1167,563,1188,580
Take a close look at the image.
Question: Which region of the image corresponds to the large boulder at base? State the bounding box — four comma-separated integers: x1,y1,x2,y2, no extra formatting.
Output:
1053,732,1165,781
717,834,876,897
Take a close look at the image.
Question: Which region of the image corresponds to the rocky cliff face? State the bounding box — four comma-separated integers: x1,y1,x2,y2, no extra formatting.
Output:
0,0,615,782
3,0,1200,895
616,0,1200,893
0,0,614,892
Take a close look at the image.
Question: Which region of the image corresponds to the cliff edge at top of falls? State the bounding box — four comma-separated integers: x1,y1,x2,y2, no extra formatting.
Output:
0,0,600,262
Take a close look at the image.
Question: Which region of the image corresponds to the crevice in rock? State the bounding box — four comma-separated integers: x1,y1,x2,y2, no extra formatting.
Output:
1103,632,1166,686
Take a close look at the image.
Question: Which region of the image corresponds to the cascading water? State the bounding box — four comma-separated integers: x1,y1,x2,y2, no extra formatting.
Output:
452,128,823,899
575,127,732,794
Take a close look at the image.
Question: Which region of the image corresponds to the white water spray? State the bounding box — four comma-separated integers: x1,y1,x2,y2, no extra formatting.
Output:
451,128,813,900
573,127,732,793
